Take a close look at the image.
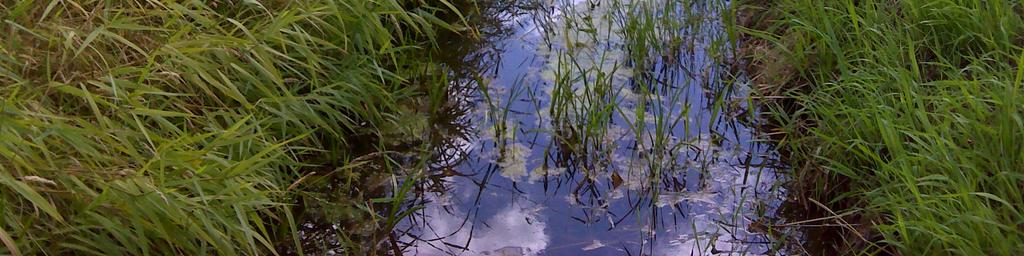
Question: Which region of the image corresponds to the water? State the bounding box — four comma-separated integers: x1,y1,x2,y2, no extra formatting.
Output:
394,0,793,255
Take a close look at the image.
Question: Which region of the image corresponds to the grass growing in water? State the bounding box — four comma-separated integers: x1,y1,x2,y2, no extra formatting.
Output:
0,0,468,254
739,0,1024,254
469,0,788,254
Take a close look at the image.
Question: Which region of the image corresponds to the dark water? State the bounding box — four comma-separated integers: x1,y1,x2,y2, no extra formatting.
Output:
395,1,794,255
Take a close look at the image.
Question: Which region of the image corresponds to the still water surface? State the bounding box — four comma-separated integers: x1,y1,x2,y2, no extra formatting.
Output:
396,1,791,255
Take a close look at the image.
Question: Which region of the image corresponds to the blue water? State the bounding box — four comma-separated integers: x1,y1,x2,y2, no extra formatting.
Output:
397,1,791,255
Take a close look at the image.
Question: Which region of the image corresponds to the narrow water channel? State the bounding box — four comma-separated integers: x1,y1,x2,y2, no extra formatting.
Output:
395,0,793,255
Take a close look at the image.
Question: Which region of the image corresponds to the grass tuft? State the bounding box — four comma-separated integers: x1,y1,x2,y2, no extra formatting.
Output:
739,0,1024,254
0,0,466,254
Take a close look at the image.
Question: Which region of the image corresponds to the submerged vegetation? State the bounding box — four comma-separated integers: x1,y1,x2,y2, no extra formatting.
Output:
0,0,470,254
739,0,1024,254
402,0,793,255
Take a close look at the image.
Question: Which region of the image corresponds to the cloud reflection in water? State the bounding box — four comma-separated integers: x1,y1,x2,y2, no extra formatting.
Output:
403,193,550,256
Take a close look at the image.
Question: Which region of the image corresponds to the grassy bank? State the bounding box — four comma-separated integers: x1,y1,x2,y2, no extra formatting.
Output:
737,0,1024,254
0,0,467,254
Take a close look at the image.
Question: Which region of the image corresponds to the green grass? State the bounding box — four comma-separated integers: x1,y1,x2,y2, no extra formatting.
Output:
739,0,1024,254
539,0,720,160
0,0,467,254
527,1,786,253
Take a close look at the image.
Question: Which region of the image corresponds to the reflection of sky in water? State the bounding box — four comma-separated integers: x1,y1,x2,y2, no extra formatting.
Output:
399,0,789,255
403,191,549,256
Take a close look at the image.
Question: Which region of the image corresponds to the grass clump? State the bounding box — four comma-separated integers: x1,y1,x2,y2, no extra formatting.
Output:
739,0,1024,254
0,0,466,254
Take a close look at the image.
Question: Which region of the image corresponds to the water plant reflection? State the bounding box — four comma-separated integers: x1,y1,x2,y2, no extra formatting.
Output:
396,0,796,255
